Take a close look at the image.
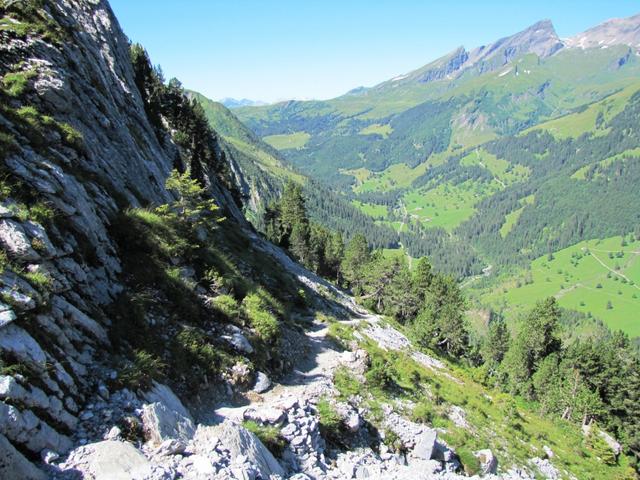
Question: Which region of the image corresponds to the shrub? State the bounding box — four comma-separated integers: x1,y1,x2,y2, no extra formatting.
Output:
242,292,279,341
365,356,395,391
116,350,166,391
211,294,240,320
586,429,617,466
411,401,434,424
333,366,361,399
317,398,342,442
243,420,287,457
457,448,481,476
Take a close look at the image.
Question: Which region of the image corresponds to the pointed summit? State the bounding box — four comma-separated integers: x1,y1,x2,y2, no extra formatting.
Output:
466,19,563,70
376,20,563,89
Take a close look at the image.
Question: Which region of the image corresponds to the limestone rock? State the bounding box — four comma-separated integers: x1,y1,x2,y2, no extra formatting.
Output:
253,371,271,393
223,331,254,354
411,429,437,461
142,383,195,445
61,440,173,480
530,457,560,479
0,303,16,328
474,449,498,475
243,405,285,425
0,219,40,262
216,421,285,479
0,324,47,369
0,433,47,480
0,272,40,311
0,401,72,454
22,221,58,259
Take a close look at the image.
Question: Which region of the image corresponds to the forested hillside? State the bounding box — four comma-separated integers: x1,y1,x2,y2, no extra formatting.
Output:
236,14,640,337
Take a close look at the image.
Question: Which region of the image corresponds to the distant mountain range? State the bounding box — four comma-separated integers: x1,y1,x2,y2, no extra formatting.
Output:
219,97,268,109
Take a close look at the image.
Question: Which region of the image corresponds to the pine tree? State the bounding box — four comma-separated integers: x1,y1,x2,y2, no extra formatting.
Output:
412,257,433,300
341,233,370,294
482,314,510,367
500,297,561,398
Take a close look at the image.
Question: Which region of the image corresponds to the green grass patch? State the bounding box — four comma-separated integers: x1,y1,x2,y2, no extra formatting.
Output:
333,366,361,400
243,420,287,457
350,200,387,218
478,235,640,336
359,123,393,138
525,81,640,139
263,131,311,150
403,180,499,231
1,69,37,97
242,289,281,342
460,148,530,185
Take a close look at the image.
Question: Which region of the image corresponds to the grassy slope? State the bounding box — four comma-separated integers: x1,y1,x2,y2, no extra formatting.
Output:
525,80,640,139
469,235,640,336
232,48,640,246
329,319,634,479
188,91,305,184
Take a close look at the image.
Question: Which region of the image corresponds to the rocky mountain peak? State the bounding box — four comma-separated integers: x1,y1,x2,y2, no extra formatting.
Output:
466,19,563,69
566,12,640,50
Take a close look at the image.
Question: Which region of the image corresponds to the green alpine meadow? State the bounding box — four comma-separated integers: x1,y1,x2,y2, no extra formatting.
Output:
0,1,639,479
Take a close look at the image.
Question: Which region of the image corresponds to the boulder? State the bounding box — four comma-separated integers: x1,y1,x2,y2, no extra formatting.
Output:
142,383,195,445
411,429,437,461
216,421,285,479
0,433,47,480
61,440,172,480
474,449,498,475
223,331,254,354
243,406,285,425
142,401,195,446
253,371,271,393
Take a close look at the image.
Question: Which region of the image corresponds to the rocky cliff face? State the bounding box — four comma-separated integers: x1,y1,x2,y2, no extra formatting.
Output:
0,0,243,473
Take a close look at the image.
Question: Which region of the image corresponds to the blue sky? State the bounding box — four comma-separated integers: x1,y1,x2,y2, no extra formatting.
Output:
109,1,640,103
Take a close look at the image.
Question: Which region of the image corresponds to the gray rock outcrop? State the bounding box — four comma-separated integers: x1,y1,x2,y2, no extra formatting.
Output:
0,433,47,480
142,383,195,445
217,421,286,479
60,440,173,480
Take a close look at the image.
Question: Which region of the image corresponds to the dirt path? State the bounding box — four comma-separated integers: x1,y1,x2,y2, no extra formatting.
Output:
589,250,640,291
214,312,366,422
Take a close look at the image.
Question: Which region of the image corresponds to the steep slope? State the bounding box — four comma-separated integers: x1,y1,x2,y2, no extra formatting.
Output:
0,0,319,475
